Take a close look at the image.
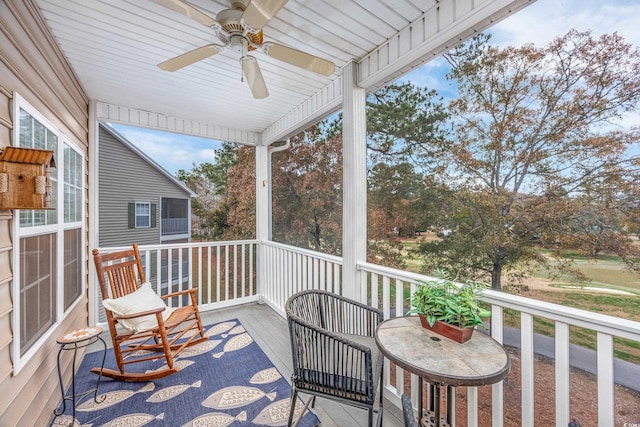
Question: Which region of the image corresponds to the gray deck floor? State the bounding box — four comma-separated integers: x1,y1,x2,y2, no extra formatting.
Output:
90,302,404,427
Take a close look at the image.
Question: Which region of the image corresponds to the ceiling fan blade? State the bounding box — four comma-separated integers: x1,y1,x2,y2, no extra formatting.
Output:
263,42,335,76
242,0,288,32
158,44,223,71
153,0,218,28
241,56,269,99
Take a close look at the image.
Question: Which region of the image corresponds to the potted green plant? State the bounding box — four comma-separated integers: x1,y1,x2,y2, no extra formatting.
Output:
407,276,491,343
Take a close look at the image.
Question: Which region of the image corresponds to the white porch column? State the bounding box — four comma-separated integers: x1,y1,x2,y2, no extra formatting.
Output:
88,99,100,326
255,145,270,302
255,145,270,240
342,61,367,302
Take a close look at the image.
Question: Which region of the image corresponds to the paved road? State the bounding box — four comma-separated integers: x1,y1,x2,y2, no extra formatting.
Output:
500,326,640,393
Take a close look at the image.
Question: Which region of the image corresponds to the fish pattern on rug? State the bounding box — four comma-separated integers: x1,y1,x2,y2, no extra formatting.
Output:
51,319,319,427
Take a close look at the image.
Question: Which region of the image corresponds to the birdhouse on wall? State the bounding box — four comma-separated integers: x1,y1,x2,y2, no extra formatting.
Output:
0,147,56,210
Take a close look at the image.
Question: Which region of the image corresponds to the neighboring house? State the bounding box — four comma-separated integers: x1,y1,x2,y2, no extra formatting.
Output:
98,122,195,247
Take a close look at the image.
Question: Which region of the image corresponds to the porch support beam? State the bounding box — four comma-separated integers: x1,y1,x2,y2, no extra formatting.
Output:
262,1,532,148
357,0,533,92
341,61,367,303
95,102,260,145
261,77,343,146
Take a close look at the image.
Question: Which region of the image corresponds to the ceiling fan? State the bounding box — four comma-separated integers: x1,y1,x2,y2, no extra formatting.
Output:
154,0,336,99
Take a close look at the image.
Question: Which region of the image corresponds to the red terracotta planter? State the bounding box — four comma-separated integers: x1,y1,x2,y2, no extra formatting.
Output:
418,314,474,343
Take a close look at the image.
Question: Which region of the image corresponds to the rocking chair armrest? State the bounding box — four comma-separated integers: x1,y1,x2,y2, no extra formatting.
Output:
160,288,198,299
111,306,166,320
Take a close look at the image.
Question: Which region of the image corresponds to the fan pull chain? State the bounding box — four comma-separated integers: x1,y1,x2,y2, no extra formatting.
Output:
240,40,247,83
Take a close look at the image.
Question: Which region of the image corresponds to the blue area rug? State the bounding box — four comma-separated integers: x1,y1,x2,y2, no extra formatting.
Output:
51,319,319,426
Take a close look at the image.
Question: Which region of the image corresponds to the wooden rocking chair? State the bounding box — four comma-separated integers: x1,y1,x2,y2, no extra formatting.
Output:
92,243,207,381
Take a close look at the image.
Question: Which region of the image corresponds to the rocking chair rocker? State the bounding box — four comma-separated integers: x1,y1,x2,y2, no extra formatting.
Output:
92,243,207,381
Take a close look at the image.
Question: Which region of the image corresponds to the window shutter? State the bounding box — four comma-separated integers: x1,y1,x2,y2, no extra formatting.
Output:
128,203,135,228
151,203,157,228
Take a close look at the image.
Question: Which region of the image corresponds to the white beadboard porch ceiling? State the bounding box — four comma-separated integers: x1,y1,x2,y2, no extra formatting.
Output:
34,0,531,145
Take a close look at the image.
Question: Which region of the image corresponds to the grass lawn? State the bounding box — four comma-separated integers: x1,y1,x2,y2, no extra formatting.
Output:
400,238,640,363
503,291,640,363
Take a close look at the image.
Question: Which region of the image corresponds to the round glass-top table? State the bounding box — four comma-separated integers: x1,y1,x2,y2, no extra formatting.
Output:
375,316,511,426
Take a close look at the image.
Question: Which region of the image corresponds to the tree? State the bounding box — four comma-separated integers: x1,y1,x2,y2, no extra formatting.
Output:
271,126,343,254
221,145,256,240
176,143,239,239
368,162,441,238
366,82,448,165
219,83,449,260
420,31,640,290
326,82,449,165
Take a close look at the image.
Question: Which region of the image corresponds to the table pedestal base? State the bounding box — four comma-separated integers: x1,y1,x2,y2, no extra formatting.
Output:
417,378,454,427
421,412,451,427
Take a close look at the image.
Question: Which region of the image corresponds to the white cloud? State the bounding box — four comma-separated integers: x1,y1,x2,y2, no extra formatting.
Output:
112,125,220,174
491,0,640,47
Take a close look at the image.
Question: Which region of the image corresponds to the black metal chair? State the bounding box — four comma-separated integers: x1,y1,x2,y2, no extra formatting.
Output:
285,289,384,427
402,393,418,427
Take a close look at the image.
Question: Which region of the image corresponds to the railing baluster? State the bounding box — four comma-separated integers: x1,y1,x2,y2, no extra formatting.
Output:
196,246,202,305
167,248,173,306
491,305,504,427
370,272,379,311
233,244,238,300
207,244,212,304
216,245,221,303
224,244,229,301
521,312,534,427
155,249,161,296
555,322,570,426
250,242,254,296
467,386,478,427
395,279,404,317
597,332,614,427
241,243,246,298
319,259,326,291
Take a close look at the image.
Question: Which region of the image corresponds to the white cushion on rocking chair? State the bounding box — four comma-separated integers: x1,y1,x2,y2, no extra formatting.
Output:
102,282,176,333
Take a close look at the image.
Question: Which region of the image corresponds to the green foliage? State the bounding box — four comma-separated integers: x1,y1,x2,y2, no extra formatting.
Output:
366,82,448,165
271,126,343,253
327,82,448,166
419,30,640,290
408,273,491,328
176,142,240,240
210,142,238,196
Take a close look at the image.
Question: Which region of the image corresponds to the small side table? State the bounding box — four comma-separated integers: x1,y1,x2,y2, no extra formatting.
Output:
54,326,107,424
375,316,511,427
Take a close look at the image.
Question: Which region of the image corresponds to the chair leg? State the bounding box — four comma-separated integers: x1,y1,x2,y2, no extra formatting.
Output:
287,388,298,427
377,364,384,427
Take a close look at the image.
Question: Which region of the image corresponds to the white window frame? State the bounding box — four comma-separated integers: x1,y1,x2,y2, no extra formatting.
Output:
135,201,151,228
11,93,85,373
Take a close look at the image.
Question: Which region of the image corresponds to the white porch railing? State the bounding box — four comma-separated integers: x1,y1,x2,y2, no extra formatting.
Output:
93,240,640,426
358,261,640,427
94,241,259,319
260,240,343,316
160,217,189,235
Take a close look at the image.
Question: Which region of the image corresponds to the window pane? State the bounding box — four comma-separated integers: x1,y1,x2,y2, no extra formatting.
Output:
136,203,150,228
18,108,58,228
20,234,56,355
64,144,82,223
64,228,82,310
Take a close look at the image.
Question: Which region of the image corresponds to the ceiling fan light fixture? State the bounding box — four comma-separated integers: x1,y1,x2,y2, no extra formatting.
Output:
215,8,245,35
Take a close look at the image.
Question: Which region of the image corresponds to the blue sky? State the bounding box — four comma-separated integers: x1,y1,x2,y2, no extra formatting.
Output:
113,0,640,175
